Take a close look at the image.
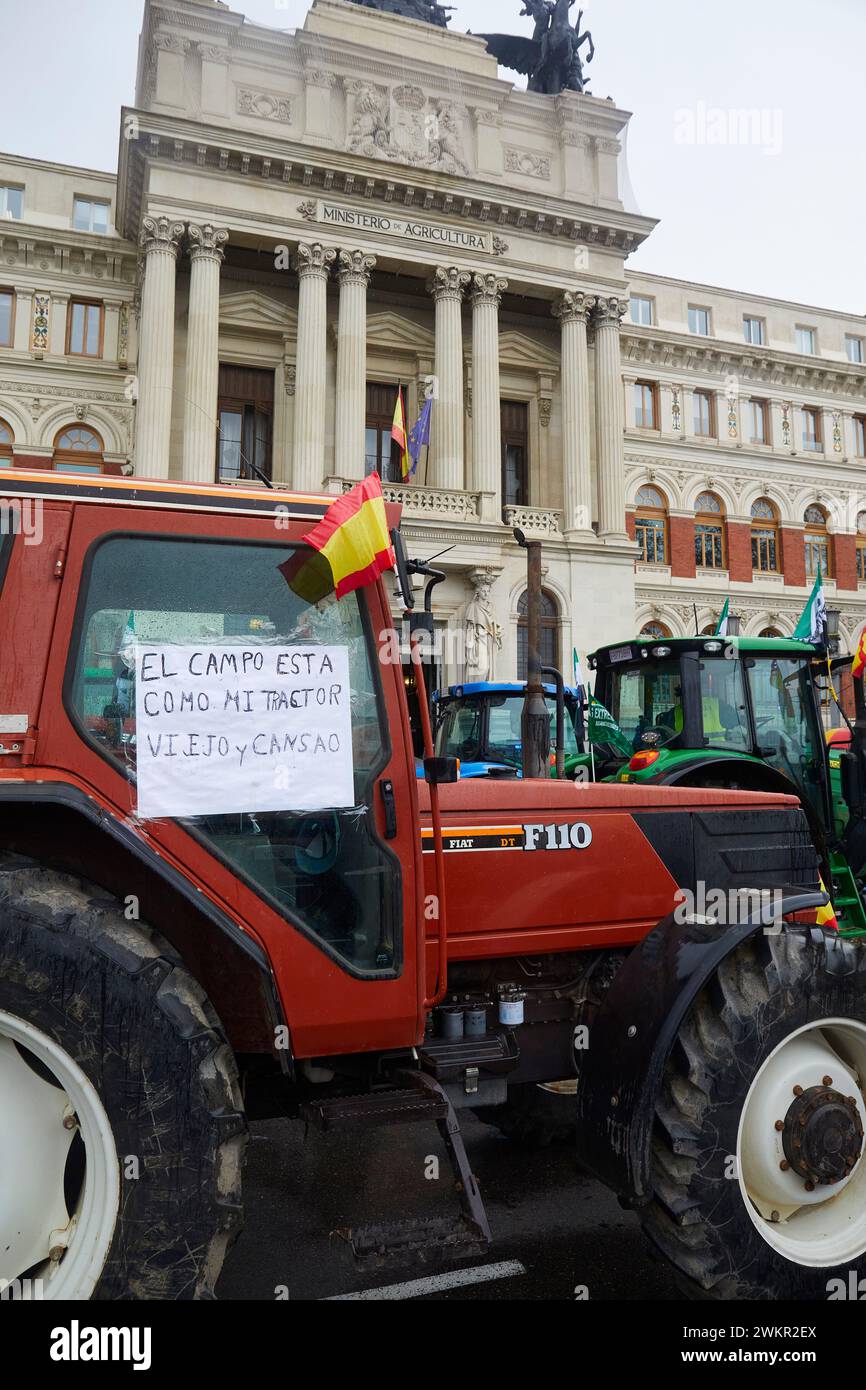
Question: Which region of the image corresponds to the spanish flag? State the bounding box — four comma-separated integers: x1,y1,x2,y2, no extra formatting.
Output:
391,387,410,481
283,472,396,602
853,627,866,679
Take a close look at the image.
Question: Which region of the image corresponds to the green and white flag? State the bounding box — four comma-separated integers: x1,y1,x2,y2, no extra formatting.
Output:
587,695,633,755
714,598,730,637
793,567,827,645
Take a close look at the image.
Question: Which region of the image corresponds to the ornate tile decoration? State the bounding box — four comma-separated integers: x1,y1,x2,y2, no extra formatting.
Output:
31,294,50,351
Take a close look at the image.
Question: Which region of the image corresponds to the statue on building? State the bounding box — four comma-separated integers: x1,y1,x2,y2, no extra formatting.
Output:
460,570,503,682
478,0,595,96
347,0,453,27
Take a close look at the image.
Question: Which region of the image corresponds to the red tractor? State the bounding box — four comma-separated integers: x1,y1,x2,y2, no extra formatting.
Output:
1,469,864,1302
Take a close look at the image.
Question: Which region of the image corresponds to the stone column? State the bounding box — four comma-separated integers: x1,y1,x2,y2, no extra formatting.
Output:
136,215,185,479
292,242,336,492
182,223,228,484
593,295,629,542
429,266,470,492
470,273,507,523
553,290,593,535
335,249,375,482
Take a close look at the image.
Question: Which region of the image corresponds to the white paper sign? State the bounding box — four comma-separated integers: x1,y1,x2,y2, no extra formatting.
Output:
134,643,355,820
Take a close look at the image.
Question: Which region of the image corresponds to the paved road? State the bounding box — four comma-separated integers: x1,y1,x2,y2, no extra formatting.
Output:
217,1109,679,1301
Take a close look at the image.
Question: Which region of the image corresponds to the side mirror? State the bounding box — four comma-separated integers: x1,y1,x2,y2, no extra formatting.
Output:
424,756,460,785
840,750,866,814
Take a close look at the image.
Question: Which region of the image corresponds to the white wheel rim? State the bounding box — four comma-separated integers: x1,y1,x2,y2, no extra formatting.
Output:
737,1017,866,1267
0,1008,119,1299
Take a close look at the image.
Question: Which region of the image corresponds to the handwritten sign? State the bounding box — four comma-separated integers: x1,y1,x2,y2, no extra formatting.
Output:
134,644,355,820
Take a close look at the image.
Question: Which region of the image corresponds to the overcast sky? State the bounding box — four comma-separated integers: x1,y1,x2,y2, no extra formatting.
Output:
2,0,863,314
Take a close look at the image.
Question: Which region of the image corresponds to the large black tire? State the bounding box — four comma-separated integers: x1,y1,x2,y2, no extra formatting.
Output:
642,928,866,1299
0,861,246,1300
473,1081,576,1146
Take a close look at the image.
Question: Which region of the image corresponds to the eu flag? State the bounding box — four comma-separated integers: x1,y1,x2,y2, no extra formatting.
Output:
407,397,432,476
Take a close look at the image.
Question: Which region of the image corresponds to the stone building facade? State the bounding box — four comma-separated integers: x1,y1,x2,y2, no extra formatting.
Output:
0,0,865,684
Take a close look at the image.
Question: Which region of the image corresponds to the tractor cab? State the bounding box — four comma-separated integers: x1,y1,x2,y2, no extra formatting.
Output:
433,680,582,778
590,636,834,832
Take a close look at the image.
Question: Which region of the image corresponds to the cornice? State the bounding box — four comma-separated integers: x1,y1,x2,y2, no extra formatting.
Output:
117,109,655,258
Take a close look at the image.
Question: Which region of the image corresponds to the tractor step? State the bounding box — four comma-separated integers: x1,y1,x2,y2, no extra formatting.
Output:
301,1088,447,1132
307,1070,492,1271
336,1213,489,1270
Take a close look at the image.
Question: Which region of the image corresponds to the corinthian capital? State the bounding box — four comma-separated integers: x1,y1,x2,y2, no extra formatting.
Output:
294,242,337,279
469,273,508,307
593,294,629,328
140,215,186,259
187,223,229,263
337,249,376,286
553,290,592,325
429,266,471,303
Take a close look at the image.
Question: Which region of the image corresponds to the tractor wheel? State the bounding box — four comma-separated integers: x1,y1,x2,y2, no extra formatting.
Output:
642,927,866,1299
473,1080,576,1146
0,863,246,1300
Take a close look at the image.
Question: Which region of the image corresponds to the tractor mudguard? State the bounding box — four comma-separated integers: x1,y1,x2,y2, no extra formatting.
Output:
574,889,828,1203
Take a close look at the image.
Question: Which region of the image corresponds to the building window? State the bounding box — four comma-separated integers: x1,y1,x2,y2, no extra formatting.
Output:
73,197,110,235
693,389,714,437
745,398,769,444
67,300,103,358
759,627,783,638
845,335,864,365
804,504,831,578
796,326,817,355
364,381,407,483
640,621,671,640
630,295,653,326
688,306,711,336
635,485,668,564
53,425,104,473
695,491,726,569
517,589,559,680
0,418,13,467
854,415,866,458
0,289,14,347
501,400,529,509
857,515,866,582
751,498,779,573
0,186,23,220
743,316,765,345
802,406,822,452
634,381,658,429
217,364,274,483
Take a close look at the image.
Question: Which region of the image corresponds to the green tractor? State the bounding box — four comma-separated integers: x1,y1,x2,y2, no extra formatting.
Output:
579,634,866,936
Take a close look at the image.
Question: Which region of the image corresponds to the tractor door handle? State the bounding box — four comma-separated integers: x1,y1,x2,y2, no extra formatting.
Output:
379,778,398,839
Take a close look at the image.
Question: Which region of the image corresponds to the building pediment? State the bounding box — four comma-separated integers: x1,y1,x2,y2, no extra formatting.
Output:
498,329,560,372
366,309,435,355
219,288,296,333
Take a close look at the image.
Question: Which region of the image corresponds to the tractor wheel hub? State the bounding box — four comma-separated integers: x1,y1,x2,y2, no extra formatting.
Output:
782,1085,864,1186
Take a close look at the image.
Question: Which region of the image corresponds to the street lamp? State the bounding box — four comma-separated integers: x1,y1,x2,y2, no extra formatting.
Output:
826,607,841,655
726,613,742,637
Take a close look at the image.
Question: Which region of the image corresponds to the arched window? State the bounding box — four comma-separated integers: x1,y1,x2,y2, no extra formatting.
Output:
635,485,668,564
694,491,726,570
0,417,13,467
804,504,831,579
53,425,104,474
640,621,671,640
517,589,560,681
751,497,780,573
759,627,783,639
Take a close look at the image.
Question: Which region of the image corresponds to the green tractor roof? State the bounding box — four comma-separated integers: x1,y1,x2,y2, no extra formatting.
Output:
590,635,819,665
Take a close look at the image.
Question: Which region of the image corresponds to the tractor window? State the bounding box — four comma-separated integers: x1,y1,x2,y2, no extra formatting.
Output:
698,659,750,752
608,661,682,751
66,534,400,977
436,700,483,762
748,658,825,814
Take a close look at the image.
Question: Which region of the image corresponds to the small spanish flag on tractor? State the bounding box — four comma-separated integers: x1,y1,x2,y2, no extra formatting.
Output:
281,472,396,602
391,386,411,481
853,627,866,679
816,875,840,932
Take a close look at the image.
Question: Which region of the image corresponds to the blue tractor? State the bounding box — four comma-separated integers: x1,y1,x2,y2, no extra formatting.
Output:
430,680,584,778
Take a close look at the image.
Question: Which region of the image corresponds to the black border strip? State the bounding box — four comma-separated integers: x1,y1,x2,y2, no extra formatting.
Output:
0,474,328,520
